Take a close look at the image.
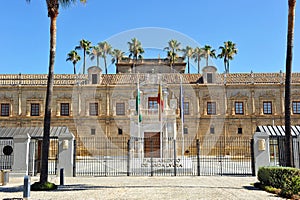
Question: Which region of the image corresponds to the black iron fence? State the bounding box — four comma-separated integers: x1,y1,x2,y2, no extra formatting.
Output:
74,136,254,176
269,136,300,168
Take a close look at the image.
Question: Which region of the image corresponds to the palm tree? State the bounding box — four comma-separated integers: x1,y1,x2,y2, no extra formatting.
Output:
202,45,216,67
164,39,181,72
90,46,102,68
285,0,296,167
26,0,86,185
182,46,193,74
66,50,81,74
75,39,91,74
111,49,125,73
98,41,112,74
128,38,144,73
192,47,204,73
218,41,238,73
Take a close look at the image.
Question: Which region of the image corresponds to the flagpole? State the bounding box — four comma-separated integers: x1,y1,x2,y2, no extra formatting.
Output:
137,76,141,158
160,82,163,158
180,77,184,156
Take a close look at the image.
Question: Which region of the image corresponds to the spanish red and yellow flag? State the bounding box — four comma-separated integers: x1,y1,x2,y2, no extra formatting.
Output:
157,83,164,120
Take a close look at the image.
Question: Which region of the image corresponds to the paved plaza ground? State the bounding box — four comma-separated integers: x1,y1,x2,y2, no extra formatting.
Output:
0,176,282,200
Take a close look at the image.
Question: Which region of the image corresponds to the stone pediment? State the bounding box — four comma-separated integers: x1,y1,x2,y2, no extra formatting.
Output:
57,93,72,99
292,91,300,98
259,91,276,100
0,94,13,101
230,92,248,100
202,93,221,100
27,93,43,100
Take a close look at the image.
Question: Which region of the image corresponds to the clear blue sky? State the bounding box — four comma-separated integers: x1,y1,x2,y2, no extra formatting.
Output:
0,0,299,74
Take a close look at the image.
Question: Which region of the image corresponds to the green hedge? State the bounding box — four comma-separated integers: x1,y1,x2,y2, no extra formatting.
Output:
31,181,57,191
257,166,300,197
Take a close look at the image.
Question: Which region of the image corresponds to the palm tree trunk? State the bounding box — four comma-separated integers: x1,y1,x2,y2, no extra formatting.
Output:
83,49,86,74
97,56,99,68
227,61,230,74
73,63,76,74
197,57,200,74
40,14,57,185
104,56,107,74
284,0,296,167
188,57,190,74
223,58,227,73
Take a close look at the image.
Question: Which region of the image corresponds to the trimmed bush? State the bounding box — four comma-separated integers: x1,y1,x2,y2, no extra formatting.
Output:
31,181,57,191
257,166,300,198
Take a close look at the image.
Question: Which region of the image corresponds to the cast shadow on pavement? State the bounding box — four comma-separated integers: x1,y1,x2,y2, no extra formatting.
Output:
0,184,258,193
0,185,23,193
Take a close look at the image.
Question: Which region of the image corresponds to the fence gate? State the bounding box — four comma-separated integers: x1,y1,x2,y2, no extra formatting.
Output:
74,136,254,177
0,138,13,170
198,136,253,176
28,138,59,175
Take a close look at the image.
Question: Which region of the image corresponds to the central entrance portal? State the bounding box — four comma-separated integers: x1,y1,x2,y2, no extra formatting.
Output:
144,132,160,158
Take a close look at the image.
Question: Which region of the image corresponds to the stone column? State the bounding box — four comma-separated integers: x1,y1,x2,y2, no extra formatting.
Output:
253,132,270,175
11,134,31,177
57,132,75,177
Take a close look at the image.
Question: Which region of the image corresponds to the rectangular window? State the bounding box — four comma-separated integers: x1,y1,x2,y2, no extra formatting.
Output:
60,103,70,116
263,101,272,114
207,73,213,83
207,102,216,115
92,74,98,84
210,126,215,134
116,103,125,115
184,102,189,115
293,101,300,114
148,97,158,114
31,103,40,116
235,102,244,115
91,128,96,135
118,128,123,135
238,127,243,134
183,127,188,134
1,104,9,116
89,103,98,116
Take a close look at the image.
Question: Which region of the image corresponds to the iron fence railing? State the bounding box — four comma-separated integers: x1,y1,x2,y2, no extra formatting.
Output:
74,136,254,177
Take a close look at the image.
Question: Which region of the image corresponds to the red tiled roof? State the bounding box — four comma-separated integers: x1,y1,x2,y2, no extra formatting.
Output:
1,72,300,86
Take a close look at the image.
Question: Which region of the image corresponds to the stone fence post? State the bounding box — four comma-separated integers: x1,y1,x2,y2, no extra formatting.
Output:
11,134,31,177
253,131,270,175
57,132,75,177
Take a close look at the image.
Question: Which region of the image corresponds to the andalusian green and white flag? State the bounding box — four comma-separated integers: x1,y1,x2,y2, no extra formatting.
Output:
136,81,142,122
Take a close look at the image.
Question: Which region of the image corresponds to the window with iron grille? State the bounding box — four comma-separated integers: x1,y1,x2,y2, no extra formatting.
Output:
1,104,9,116
184,102,189,115
235,102,244,115
293,101,300,114
116,103,125,115
91,128,96,135
31,103,40,116
207,102,216,115
89,103,98,116
60,103,70,116
263,101,272,114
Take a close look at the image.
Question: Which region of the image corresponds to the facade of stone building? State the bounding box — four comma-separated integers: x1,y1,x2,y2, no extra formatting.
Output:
1,59,300,153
